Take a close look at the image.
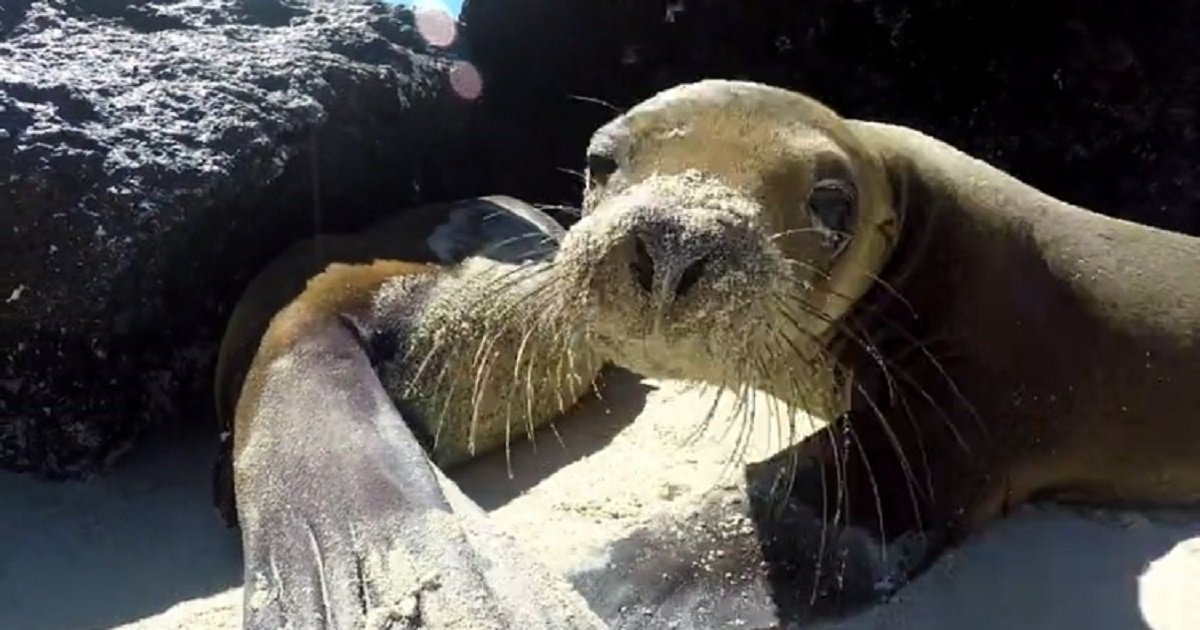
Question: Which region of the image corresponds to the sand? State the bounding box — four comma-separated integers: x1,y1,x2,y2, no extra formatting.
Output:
2,369,1198,630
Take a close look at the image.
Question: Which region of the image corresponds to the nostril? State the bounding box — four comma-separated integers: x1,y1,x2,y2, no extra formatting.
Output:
631,236,655,294
675,255,707,298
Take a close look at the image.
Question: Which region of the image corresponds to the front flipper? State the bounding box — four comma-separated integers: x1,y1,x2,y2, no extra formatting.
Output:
234,318,604,629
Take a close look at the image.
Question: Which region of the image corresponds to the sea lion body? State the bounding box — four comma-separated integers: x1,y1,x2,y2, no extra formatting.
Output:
846,122,1200,527
217,196,606,629
218,80,1200,628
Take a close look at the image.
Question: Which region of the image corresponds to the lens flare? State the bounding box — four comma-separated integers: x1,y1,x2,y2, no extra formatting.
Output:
449,60,483,100
414,1,457,48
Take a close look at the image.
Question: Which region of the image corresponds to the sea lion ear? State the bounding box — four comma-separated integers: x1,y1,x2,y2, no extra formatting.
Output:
881,150,910,223
879,147,920,254
843,121,912,221
843,120,913,252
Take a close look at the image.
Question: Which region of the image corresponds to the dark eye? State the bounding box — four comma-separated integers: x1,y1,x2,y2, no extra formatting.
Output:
586,153,618,186
807,179,856,243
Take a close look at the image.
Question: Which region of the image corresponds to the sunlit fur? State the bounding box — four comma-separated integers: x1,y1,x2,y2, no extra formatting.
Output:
561,80,900,423
371,256,603,473
226,79,1200,622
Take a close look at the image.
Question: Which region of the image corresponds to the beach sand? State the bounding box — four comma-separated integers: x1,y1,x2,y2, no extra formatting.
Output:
3,369,1197,630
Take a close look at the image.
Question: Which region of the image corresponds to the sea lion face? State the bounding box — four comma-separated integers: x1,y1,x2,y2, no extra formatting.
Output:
555,80,899,401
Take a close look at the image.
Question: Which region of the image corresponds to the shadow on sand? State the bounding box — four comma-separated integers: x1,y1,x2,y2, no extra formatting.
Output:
453,367,652,510
822,505,1200,630
0,421,242,630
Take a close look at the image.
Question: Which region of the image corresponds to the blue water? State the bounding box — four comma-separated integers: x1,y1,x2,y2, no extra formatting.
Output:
384,0,464,18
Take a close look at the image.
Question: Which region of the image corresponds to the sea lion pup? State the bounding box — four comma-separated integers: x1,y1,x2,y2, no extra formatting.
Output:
215,196,608,629
220,78,1200,629
556,79,1200,626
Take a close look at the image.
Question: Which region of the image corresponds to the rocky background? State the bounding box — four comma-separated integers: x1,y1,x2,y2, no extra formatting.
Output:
2,0,1197,478
0,0,482,476
459,0,1199,234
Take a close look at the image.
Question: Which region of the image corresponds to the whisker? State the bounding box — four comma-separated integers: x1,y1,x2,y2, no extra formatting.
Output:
768,226,852,243
473,231,560,261
567,93,624,113
844,418,889,566
467,324,504,455
776,277,978,466
860,269,919,320
681,380,727,447
556,167,588,184
534,203,583,219
778,262,982,446
852,380,928,534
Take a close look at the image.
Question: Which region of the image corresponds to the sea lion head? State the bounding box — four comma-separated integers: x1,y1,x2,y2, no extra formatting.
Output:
554,79,901,408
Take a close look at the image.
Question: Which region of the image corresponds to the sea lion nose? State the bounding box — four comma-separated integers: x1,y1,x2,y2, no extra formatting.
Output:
675,253,708,298
630,234,709,300
631,236,656,294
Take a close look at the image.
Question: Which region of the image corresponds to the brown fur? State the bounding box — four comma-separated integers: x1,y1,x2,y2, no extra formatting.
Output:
212,195,578,530
230,259,431,457
842,121,1200,538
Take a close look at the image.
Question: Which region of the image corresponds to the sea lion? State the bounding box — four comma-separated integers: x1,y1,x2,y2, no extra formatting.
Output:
218,79,1200,629
559,79,1200,626
215,195,608,629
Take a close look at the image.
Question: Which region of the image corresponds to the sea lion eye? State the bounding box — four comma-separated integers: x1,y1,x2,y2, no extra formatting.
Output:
586,153,619,186
807,179,857,246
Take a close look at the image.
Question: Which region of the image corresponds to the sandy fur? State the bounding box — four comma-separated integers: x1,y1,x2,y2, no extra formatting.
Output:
370,257,604,468
556,79,906,430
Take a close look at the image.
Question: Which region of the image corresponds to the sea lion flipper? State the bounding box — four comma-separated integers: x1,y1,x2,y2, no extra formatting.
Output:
235,318,602,629
213,196,569,529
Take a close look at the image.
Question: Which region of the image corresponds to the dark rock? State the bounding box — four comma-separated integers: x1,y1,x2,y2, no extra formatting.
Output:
0,0,481,477
8,0,1198,478
460,0,1200,234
